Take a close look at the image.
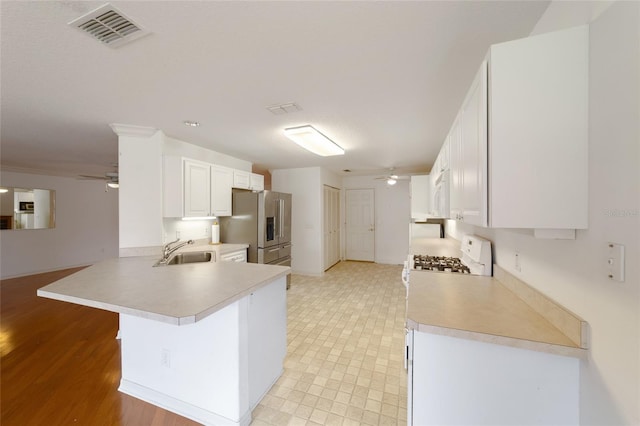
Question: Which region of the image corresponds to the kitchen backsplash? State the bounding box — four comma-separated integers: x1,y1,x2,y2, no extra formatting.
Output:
163,218,214,242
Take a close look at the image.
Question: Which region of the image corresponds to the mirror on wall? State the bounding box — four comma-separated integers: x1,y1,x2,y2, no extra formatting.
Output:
0,187,56,230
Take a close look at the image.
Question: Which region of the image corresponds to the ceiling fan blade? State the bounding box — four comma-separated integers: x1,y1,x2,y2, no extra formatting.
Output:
78,175,108,180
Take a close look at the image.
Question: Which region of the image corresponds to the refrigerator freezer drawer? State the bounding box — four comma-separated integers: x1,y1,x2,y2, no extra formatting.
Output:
259,247,281,264
258,245,292,264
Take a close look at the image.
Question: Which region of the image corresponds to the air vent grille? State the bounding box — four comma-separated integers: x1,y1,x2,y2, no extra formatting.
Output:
69,4,149,48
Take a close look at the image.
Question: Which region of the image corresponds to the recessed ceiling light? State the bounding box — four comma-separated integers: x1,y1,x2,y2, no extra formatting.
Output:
183,120,200,127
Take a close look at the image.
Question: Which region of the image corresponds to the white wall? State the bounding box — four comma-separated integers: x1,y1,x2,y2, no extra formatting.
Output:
0,171,119,279
343,175,410,265
447,2,639,423
272,167,324,276
118,129,164,251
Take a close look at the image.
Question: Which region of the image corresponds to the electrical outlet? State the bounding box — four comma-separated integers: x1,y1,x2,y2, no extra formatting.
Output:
515,251,521,272
607,243,625,282
161,348,171,368
176,231,180,239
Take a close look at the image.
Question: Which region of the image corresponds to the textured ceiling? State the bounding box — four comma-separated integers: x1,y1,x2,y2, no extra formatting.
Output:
0,1,549,179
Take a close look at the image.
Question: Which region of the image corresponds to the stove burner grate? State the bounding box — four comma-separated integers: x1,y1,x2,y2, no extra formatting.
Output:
412,255,471,274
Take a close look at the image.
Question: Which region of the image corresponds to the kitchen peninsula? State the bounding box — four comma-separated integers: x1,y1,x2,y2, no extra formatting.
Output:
38,255,290,426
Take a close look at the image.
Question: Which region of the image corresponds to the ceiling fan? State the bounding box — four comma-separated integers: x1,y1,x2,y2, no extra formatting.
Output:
78,165,119,190
375,168,410,186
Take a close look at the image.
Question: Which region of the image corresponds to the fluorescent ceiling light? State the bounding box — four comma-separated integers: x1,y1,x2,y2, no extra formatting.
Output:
283,125,344,156
0,188,8,193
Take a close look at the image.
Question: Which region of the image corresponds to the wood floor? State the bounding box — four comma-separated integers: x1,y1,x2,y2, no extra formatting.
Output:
0,268,199,426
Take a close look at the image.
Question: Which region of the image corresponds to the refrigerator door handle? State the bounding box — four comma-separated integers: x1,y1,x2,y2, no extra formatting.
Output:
279,199,285,238
274,198,279,242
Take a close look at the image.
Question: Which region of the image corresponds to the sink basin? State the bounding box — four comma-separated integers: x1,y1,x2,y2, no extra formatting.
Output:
155,251,215,266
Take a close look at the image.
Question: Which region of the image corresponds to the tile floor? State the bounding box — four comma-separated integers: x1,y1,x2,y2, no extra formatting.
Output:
251,261,408,426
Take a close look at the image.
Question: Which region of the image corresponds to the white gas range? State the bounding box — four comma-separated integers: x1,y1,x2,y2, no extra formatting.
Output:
402,235,493,288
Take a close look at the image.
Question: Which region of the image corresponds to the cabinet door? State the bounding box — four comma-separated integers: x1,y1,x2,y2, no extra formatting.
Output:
211,165,233,217
410,175,430,220
489,26,588,229
459,60,488,227
439,138,449,172
250,173,264,191
184,159,211,217
448,117,463,220
233,170,250,189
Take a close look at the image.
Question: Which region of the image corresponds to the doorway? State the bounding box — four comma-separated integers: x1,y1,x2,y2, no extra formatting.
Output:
345,189,375,262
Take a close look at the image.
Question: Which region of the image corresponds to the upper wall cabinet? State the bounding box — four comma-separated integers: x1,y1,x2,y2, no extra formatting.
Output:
410,175,431,220
164,157,235,218
183,159,212,217
234,170,264,191
211,165,233,216
431,138,450,180
488,25,588,231
450,61,488,227
250,173,264,191
447,25,588,235
233,170,250,189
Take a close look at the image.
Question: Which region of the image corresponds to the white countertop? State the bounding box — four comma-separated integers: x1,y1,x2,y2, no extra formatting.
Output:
37,254,289,326
407,265,587,358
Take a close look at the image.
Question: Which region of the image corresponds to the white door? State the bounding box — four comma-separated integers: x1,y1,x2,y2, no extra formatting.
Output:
345,189,374,262
324,185,340,270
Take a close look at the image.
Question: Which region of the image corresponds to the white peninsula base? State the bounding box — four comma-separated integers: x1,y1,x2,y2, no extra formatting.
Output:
118,276,287,426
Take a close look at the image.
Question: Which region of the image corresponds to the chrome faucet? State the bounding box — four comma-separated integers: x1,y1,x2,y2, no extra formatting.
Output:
160,239,194,263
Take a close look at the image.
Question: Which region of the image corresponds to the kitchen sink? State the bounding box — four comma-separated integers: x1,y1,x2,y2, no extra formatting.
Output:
155,251,216,266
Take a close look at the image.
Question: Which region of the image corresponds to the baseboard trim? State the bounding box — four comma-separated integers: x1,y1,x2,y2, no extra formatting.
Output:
119,379,251,426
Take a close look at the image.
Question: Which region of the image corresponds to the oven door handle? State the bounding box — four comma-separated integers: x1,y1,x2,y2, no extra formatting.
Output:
401,261,410,288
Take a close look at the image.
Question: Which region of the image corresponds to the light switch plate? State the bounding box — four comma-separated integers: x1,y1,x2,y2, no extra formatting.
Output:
607,243,625,282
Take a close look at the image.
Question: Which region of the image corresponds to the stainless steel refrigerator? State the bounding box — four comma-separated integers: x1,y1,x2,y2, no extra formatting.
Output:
219,191,292,267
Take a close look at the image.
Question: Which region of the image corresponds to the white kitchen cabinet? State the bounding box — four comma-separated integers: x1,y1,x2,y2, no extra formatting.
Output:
250,173,264,191
233,170,250,189
183,159,211,217
220,249,247,263
449,60,487,226
408,330,579,426
488,25,588,230
459,60,488,227
163,157,233,218
431,138,449,178
448,115,463,221
211,165,233,217
446,25,587,234
410,175,430,220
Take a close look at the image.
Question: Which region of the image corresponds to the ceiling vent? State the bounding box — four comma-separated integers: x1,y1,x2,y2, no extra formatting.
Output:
68,3,150,48
267,103,302,115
